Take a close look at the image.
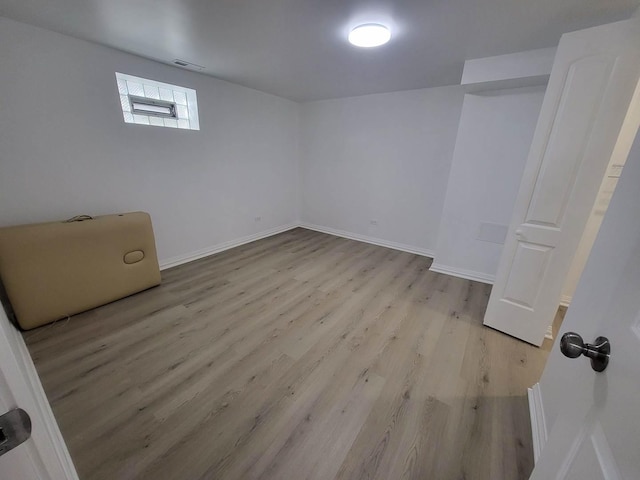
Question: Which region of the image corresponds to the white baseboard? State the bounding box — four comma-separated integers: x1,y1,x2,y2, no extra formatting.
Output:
159,223,501,289
298,223,435,258
160,221,437,271
528,383,548,464
559,294,572,307
429,262,495,285
159,223,299,270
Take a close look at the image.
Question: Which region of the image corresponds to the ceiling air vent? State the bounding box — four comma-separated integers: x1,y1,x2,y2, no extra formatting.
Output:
173,59,205,72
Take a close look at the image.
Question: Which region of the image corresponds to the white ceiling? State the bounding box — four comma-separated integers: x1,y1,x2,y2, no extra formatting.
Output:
0,0,637,101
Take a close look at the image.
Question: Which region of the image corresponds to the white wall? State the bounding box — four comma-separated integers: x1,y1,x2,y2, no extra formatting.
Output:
299,87,465,254
461,47,556,88
0,17,554,273
432,87,545,282
0,17,300,266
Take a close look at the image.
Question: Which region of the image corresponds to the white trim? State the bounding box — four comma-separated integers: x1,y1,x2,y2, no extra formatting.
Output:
528,382,548,464
115,72,200,130
559,294,572,307
429,262,495,284
298,223,435,258
0,308,79,479
159,223,299,270
160,221,439,271
544,325,554,341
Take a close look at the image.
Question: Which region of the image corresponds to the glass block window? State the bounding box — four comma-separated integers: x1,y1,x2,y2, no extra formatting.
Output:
115,72,200,130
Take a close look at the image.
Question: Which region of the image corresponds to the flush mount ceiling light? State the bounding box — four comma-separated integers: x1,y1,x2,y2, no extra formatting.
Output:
348,24,391,48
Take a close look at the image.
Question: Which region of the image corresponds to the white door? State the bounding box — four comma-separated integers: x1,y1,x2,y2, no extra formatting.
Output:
530,126,640,479
0,307,78,479
484,16,640,346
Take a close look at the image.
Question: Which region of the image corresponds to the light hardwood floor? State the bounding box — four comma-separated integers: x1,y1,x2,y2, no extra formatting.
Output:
24,228,559,480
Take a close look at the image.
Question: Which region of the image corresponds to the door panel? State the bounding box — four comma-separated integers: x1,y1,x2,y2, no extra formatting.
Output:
502,242,551,309
563,422,619,480
525,56,614,227
531,121,640,478
484,17,640,346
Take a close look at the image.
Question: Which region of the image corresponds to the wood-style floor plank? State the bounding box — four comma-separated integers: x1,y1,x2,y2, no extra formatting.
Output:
24,228,558,480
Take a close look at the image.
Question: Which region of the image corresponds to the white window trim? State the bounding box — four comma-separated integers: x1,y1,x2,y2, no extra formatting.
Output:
115,72,200,130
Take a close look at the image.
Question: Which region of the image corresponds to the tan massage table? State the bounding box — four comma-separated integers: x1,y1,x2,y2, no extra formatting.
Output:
0,212,161,330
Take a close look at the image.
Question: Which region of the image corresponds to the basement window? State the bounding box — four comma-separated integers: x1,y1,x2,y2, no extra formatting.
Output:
115,72,200,130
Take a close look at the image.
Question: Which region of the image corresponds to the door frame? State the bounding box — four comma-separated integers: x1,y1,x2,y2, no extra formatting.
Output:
0,306,78,479
483,15,640,346
528,84,640,468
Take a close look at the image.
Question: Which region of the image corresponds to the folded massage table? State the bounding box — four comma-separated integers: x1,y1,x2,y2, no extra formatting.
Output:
0,212,161,330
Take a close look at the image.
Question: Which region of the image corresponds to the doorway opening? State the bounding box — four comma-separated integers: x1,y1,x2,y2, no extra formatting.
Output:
547,123,640,340
545,159,626,341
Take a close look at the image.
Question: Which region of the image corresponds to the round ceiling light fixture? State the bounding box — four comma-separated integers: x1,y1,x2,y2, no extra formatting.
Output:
348,23,391,48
